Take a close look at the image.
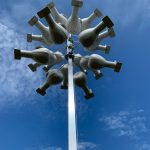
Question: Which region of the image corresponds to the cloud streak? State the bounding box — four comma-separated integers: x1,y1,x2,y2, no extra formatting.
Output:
99,109,149,139
0,23,68,111
40,146,63,150
103,0,150,28
0,23,39,102
24,146,63,150
78,142,97,150
139,144,150,150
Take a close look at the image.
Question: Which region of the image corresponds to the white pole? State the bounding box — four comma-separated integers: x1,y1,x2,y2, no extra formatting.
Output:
67,35,78,150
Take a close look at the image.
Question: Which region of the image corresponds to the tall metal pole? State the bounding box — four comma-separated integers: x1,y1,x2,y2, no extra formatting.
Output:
67,35,78,150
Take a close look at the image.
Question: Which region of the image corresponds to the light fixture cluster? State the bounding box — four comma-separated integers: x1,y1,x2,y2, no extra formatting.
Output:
14,0,122,99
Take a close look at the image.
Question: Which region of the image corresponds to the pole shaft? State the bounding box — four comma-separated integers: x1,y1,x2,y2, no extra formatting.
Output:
67,36,77,150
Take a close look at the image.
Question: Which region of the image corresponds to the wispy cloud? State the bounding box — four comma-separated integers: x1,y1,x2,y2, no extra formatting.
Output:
0,23,39,103
99,109,149,139
83,0,150,30
0,23,67,111
40,146,63,150
104,0,150,28
0,21,87,117
24,146,63,150
78,142,97,150
138,143,150,150
0,0,45,31
25,142,97,150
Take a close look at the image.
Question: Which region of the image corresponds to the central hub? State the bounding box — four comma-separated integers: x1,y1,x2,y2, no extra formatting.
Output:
65,36,75,60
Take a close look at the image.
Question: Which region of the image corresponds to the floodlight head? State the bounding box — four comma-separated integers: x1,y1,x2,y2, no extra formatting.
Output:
94,8,103,17
79,16,114,48
74,72,94,99
81,8,103,31
36,69,63,96
79,56,103,79
71,0,83,7
108,27,116,37
14,47,56,65
66,0,83,34
47,1,55,9
28,16,39,26
88,54,122,72
27,16,54,46
84,28,115,52
37,7,68,44
89,45,111,54
27,33,33,42
47,1,68,27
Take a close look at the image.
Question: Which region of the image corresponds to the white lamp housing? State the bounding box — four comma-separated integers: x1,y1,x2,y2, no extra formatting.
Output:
14,47,57,72
74,72,94,99
79,56,103,79
37,7,69,44
92,45,111,54
36,69,64,96
85,28,115,53
88,54,122,72
47,1,68,27
79,16,114,48
66,0,83,34
74,54,102,79
27,16,54,45
81,8,103,31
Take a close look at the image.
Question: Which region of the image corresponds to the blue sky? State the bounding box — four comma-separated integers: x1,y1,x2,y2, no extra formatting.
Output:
0,0,150,150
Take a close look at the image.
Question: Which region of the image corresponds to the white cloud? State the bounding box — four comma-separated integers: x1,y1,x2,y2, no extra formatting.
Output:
138,109,145,113
139,144,150,150
0,0,44,31
40,146,62,150
110,0,149,26
24,146,63,150
85,0,150,29
78,142,97,150
99,109,149,139
0,23,39,102
25,142,97,150
0,23,67,110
